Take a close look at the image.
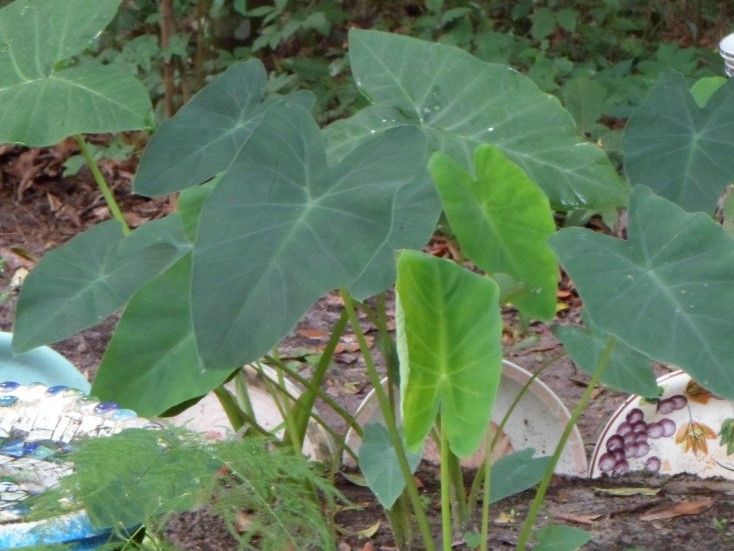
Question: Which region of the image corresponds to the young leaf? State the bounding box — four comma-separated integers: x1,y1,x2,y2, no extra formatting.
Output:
550,186,734,399
429,146,558,320
489,448,551,503
134,60,314,196
0,0,152,146
396,250,502,457
358,423,422,509
554,312,658,398
534,525,592,551
13,216,191,353
91,255,230,417
192,103,430,370
624,71,734,213
325,29,627,210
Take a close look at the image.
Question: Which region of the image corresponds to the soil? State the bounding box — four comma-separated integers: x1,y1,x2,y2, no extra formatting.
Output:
1,144,734,550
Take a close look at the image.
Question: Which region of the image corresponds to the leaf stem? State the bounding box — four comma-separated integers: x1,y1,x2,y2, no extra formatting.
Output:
516,337,617,550
74,135,130,235
439,418,453,551
340,289,436,551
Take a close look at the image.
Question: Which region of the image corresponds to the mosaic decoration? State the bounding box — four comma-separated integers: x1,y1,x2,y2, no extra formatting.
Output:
591,371,734,479
0,382,156,548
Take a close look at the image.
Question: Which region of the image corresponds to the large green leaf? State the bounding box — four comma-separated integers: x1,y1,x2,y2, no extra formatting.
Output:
13,216,191,353
358,423,422,509
554,313,658,398
550,186,734,398
0,0,152,146
324,29,627,210
535,525,592,551
92,255,229,417
430,145,558,320
396,250,502,457
192,103,429,369
134,60,314,196
623,71,734,213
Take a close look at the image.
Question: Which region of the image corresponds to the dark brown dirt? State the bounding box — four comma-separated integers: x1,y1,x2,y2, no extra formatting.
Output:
2,149,734,550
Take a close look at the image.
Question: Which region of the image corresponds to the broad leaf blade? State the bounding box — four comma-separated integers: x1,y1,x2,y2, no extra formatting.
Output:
135,61,314,196
192,104,428,369
430,146,558,320
358,423,422,509
490,448,551,503
554,314,658,398
550,186,734,398
396,250,502,457
535,525,592,551
13,216,191,352
92,256,230,417
331,29,627,210
624,71,734,213
0,0,151,146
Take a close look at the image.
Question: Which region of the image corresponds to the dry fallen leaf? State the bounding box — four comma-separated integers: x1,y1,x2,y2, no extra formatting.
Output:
297,328,328,339
593,486,661,497
554,512,602,526
360,542,376,551
640,497,714,521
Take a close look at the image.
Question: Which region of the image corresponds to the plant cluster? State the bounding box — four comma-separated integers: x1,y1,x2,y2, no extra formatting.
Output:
3,0,734,549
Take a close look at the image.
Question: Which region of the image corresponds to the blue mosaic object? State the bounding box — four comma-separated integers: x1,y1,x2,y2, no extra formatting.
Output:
0,382,153,549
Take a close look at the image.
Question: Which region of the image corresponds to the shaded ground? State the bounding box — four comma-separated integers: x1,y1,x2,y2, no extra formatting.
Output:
1,145,734,550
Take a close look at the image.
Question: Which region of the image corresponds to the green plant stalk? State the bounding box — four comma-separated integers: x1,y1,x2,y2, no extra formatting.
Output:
516,337,617,551
340,289,437,551
447,450,467,524
466,352,561,510
291,308,349,447
479,441,491,551
213,386,271,438
439,418,452,551
73,135,130,235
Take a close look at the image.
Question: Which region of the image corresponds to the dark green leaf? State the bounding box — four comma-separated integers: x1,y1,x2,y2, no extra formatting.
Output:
490,448,551,503
535,525,592,551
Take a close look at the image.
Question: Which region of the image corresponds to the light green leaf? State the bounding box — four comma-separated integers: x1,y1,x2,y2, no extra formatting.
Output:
429,146,558,320
535,525,592,551
623,71,734,213
358,423,422,509
554,313,658,398
550,186,734,398
178,177,219,242
13,216,191,352
135,60,314,196
192,104,429,369
396,250,502,457
325,29,627,210
92,255,230,417
0,0,152,146
689,76,727,108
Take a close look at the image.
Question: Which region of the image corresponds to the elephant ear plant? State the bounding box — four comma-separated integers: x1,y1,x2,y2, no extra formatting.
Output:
11,4,734,548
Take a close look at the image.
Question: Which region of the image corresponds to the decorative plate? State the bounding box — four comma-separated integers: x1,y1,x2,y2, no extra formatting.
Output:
344,360,588,476
0,332,90,392
590,370,734,478
0,382,156,549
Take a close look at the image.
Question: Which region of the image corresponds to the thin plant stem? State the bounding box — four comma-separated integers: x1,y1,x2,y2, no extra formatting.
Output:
73,135,130,235
479,444,491,551
467,352,563,510
340,289,436,551
159,0,175,117
516,337,617,551
439,418,452,551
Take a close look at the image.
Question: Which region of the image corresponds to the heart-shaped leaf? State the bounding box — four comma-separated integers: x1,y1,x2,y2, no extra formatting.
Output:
92,255,230,417
429,145,558,320
134,60,314,196
550,186,734,398
489,448,551,503
554,313,658,398
192,103,429,369
534,525,592,551
358,423,422,509
0,0,152,146
13,216,191,352
324,29,627,210
624,71,734,213
396,250,502,457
